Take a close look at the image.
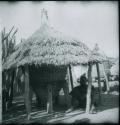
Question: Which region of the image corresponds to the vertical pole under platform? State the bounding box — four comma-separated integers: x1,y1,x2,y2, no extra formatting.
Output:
24,65,31,120
47,84,53,113
96,62,102,104
63,81,71,109
69,65,74,90
102,63,110,93
63,66,72,109
86,62,92,113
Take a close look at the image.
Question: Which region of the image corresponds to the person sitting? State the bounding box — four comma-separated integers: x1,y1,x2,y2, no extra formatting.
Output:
68,73,97,113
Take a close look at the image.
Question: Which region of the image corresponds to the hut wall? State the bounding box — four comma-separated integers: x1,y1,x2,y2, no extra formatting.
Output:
29,65,69,107
29,65,67,84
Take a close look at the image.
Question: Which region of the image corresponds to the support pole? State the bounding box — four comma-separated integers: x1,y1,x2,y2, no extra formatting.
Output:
102,63,110,93
24,65,31,120
63,66,72,108
69,65,74,90
86,62,92,113
63,81,71,109
96,62,102,104
47,84,53,113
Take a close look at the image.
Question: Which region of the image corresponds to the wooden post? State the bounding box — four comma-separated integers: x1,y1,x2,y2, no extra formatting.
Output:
86,62,92,113
102,63,110,93
0,31,2,123
24,65,31,120
62,66,72,109
96,62,102,104
47,84,53,113
63,80,71,109
69,65,74,90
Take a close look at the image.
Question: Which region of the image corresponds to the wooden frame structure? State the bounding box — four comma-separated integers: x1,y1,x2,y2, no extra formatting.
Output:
1,60,109,121
85,61,109,113
23,60,109,118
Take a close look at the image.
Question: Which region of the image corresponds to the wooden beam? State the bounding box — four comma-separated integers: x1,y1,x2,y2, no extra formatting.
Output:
66,66,71,92
69,65,74,90
24,65,31,120
47,84,53,113
102,63,110,93
63,80,71,109
86,62,92,113
96,62,102,104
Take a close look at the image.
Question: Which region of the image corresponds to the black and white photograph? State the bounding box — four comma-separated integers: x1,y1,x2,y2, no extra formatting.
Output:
0,1,119,124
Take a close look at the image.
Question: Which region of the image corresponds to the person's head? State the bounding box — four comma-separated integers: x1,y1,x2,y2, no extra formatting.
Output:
80,73,87,86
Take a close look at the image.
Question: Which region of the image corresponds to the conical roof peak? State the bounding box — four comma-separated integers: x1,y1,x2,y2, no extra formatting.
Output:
41,8,49,26
92,43,100,54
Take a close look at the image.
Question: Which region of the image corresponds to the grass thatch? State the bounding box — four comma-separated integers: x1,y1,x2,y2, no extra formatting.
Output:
2,10,107,71
3,23,91,70
89,44,108,63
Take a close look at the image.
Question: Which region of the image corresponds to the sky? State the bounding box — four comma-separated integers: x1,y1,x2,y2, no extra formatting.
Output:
0,1,119,58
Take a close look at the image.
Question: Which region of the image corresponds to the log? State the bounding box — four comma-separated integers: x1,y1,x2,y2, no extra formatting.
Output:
63,81,71,109
47,84,53,113
24,65,31,120
66,66,72,92
86,62,92,113
96,63,102,104
62,66,72,109
102,63,110,93
69,65,74,90
0,31,2,123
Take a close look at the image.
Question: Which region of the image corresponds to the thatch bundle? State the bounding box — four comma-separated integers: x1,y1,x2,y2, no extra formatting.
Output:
3,9,91,70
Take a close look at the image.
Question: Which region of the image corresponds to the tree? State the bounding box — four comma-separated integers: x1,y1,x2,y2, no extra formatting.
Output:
2,27,17,63
1,27,18,112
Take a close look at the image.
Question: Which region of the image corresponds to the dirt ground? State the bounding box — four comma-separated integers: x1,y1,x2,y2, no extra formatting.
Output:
2,81,119,123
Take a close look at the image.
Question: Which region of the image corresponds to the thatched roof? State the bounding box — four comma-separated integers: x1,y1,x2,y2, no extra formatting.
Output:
89,43,108,63
3,9,91,70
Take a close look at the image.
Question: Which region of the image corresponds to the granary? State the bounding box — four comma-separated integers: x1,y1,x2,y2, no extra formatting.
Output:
2,9,108,120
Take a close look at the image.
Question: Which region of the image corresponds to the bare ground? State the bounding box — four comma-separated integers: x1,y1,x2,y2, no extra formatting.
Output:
3,81,119,123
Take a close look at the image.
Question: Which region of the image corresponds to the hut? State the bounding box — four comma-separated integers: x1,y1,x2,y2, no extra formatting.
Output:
2,9,91,118
2,9,108,119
